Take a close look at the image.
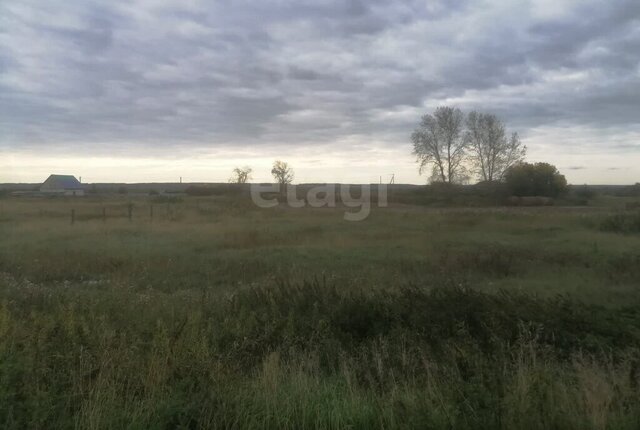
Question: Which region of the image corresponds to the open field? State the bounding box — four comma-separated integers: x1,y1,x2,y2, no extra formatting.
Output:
1,194,640,429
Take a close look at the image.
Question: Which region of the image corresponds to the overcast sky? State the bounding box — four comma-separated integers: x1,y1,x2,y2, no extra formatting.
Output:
1,0,639,184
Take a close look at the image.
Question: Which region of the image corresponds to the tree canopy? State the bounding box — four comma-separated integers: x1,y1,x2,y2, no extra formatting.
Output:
504,162,568,197
412,106,526,184
411,106,468,184
271,160,294,185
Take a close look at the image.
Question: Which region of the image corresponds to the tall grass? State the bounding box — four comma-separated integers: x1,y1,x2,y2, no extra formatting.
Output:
1,276,639,429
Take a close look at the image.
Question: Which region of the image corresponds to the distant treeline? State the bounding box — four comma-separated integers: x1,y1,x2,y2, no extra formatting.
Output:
2,182,639,208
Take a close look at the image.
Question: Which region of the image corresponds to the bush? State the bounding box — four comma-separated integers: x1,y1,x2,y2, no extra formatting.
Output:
599,213,640,234
505,162,568,198
574,184,597,200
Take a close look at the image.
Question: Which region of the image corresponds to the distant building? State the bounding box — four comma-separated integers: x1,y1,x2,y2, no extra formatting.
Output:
40,174,85,196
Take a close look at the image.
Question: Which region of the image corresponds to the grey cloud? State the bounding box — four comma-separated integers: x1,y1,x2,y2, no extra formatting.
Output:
44,14,115,54
288,66,324,81
0,0,639,156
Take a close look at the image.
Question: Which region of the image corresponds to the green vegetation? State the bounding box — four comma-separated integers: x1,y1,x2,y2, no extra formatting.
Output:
600,213,640,235
1,195,640,429
504,162,568,198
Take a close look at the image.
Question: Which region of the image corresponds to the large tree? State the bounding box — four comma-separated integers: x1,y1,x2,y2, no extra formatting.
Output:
412,106,468,184
466,111,526,182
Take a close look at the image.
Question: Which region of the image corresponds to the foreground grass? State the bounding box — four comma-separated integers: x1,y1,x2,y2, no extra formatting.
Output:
1,278,640,429
1,196,639,428
0,279,640,429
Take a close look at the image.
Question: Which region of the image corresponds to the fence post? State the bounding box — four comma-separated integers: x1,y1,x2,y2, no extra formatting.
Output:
128,203,133,222
150,204,153,222
71,209,75,225
102,207,106,223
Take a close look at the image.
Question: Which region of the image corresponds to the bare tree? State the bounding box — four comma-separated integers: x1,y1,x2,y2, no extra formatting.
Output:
229,166,253,184
411,106,468,184
466,111,526,182
271,160,294,186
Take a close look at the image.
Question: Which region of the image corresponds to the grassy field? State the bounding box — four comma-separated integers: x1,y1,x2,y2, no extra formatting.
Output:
1,194,640,429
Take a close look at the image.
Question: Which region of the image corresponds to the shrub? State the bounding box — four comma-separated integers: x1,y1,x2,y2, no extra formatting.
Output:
505,162,568,197
574,184,597,200
599,213,640,234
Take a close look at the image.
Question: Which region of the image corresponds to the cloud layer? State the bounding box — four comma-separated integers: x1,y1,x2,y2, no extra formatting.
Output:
1,0,639,182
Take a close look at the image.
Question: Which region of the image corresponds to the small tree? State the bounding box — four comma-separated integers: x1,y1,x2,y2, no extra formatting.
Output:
466,111,526,182
229,166,253,184
505,162,567,197
271,160,294,187
412,106,468,184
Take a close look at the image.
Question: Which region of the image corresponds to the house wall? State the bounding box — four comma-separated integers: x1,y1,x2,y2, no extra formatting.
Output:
40,189,84,196
64,190,85,196
40,181,59,191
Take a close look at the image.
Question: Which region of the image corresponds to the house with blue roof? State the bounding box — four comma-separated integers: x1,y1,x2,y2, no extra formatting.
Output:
40,175,85,196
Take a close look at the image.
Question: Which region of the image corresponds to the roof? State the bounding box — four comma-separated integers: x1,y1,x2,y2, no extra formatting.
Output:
41,174,83,190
